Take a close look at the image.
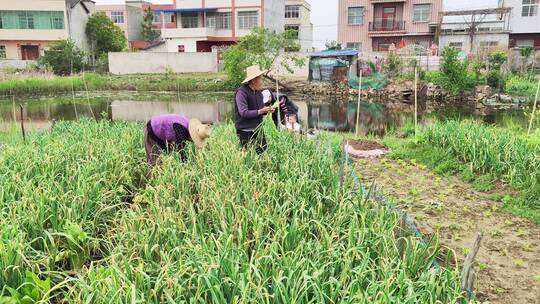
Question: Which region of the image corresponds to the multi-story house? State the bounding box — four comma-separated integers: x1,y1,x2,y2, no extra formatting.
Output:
499,0,540,49
152,0,286,53
96,0,151,42
438,8,512,54
0,0,94,60
337,0,443,53
284,0,313,52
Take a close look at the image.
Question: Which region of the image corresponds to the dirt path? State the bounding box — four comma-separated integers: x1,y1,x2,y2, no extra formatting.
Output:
355,157,540,304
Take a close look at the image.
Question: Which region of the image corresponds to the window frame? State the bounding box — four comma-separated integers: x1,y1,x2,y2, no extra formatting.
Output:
413,4,431,22
346,42,362,50
111,11,125,24
238,11,258,29
347,7,364,25
0,45,6,59
285,5,300,19
285,24,300,39
181,12,199,28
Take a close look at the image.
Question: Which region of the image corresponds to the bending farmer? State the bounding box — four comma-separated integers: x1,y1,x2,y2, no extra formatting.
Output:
144,114,210,168
234,65,274,154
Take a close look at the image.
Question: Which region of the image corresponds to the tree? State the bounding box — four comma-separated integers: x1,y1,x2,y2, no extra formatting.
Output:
325,40,342,50
142,8,160,42
38,40,85,75
86,12,127,58
223,27,305,86
434,47,476,93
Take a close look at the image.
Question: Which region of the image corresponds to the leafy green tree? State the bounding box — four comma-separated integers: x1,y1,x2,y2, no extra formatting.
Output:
427,47,476,93
38,40,85,75
142,8,160,42
86,12,127,58
223,27,305,86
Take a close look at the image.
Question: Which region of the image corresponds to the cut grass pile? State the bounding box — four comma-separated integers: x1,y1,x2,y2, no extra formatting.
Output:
1,120,462,303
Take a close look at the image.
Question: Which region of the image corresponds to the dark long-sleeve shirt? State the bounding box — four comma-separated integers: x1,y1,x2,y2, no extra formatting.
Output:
235,90,262,119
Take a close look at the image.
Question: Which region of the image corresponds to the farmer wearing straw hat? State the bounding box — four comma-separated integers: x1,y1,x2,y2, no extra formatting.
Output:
144,114,211,168
234,65,275,154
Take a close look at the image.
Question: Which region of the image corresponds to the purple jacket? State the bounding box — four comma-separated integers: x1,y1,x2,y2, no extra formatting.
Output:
150,114,189,142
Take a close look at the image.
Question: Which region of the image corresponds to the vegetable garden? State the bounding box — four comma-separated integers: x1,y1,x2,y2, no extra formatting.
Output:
0,120,463,303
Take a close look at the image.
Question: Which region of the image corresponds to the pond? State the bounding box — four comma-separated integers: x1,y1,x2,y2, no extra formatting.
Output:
0,91,529,134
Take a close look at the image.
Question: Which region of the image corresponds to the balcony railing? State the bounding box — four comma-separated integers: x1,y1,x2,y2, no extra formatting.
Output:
368,20,406,32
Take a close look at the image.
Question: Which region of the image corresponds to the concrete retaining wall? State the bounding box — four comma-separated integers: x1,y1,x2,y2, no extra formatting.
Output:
108,51,219,74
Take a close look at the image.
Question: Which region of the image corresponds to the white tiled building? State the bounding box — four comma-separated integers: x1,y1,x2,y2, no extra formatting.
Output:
284,0,313,52
156,0,286,53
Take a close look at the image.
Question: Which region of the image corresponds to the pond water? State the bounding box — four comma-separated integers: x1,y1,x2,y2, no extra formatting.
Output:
0,91,529,134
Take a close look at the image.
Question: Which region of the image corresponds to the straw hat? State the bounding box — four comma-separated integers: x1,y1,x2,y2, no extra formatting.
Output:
188,118,211,148
242,65,267,84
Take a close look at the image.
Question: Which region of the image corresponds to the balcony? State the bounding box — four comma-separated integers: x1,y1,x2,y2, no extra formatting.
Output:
368,20,406,35
161,27,217,39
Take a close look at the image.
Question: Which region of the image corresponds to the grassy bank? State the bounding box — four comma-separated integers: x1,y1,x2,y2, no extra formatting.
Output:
382,120,540,224
0,120,463,302
0,72,235,97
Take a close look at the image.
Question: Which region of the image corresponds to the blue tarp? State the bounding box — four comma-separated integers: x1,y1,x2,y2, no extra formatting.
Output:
310,49,359,58
153,8,218,13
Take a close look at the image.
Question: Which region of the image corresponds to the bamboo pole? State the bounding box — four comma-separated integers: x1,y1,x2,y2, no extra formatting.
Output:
19,104,26,142
276,65,281,128
355,70,363,137
527,78,540,135
414,65,418,138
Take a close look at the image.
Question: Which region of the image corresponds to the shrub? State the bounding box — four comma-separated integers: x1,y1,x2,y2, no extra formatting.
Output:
38,40,86,75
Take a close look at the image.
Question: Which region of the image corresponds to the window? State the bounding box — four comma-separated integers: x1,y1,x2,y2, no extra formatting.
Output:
480,41,498,49
285,25,299,39
18,12,34,29
516,39,535,48
346,42,361,50
413,4,431,22
0,46,6,59
164,12,175,23
448,42,463,51
111,11,124,24
51,16,64,29
348,7,364,25
0,11,64,29
178,45,185,52
206,12,231,29
285,5,300,18
522,0,538,16
181,12,199,28
153,12,161,23
238,11,258,29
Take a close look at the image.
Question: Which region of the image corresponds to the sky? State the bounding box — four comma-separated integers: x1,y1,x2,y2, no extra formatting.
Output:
93,0,500,50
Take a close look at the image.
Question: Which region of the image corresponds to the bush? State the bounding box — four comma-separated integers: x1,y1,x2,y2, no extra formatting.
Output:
424,48,477,93
505,74,538,97
486,71,505,92
38,40,86,75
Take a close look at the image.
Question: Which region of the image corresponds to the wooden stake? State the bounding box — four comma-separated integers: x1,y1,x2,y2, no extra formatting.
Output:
527,78,540,135
414,65,418,138
461,233,483,298
19,104,26,142
355,70,363,137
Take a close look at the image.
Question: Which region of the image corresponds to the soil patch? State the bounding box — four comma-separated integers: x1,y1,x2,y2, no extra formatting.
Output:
348,140,387,151
356,157,540,304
